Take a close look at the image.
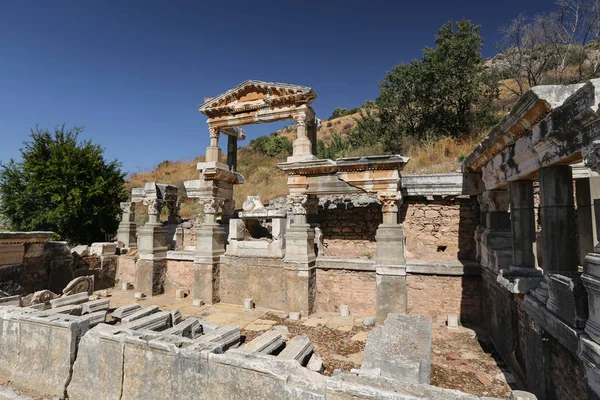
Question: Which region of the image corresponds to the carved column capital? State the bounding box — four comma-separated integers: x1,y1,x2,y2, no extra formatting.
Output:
377,192,402,213
199,196,224,215
120,202,135,214
209,127,220,139
583,140,600,174
143,198,164,216
482,190,509,212
287,194,308,215
293,113,307,128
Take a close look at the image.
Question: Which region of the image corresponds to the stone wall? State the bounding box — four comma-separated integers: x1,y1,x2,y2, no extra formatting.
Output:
0,232,74,295
164,259,194,295
407,275,482,324
317,197,479,261
116,255,137,288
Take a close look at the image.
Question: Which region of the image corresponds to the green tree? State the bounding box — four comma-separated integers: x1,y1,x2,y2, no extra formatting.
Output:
355,20,498,152
0,125,127,244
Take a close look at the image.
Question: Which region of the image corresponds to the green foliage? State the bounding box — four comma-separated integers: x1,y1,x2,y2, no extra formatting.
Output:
317,133,349,159
350,20,499,153
0,125,127,244
248,135,293,157
328,107,361,120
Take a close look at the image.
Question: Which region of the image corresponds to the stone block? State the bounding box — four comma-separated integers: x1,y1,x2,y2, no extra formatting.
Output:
71,245,90,258
307,353,324,373
360,313,432,384
375,273,407,323
278,335,313,366
121,305,160,323
0,243,24,265
0,295,21,307
340,305,349,317
244,298,254,310
447,314,459,329
239,330,283,354
289,312,301,321
176,288,190,299
50,292,89,308
162,318,202,338
119,310,172,331
546,272,588,329
81,298,110,314
89,242,117,256
112,303,142,320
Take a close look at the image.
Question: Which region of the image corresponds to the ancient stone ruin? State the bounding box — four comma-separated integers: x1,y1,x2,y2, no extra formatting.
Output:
8,78,600,398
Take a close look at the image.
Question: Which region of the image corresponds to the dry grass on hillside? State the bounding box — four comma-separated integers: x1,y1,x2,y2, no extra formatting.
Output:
275,113,361,144
402,136,482,174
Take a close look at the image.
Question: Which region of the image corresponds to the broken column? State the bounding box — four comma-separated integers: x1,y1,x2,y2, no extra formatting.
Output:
284,193,316,315
509,180,536,269
194,196,226,305
375,192,407,323
136,197,168,296
117,202,137,249
539,165,577,272
206,127,221,163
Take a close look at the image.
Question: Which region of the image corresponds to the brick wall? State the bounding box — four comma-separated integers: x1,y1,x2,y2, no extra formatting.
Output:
317,196,479,261
407,275,481,324
315,269,377,315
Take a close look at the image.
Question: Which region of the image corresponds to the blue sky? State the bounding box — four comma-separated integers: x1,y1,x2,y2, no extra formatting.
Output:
0,0,553,174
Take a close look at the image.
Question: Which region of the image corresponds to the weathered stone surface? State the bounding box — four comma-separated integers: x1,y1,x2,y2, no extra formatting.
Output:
546,272,588,329
89,242,117,256
111,303,142,320
50,292,89,308
361,313,432,384
239,330,283,354
162,318,202,338
119,310,172,331
278,335,313,366
81,298,110,315
307,353,324,373
121,305,160,323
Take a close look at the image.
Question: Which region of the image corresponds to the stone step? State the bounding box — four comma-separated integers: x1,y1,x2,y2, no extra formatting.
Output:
198,325,240,348
306,353,324,373
121,305,160,323
240,330,283,354
112,304,142,320
50,293,89,308
277,335,313,366
82,298,110,315
119,311,172,331
162,318,202,339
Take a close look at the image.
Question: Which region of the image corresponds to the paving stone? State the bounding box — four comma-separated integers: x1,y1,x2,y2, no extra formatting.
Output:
326,316,353,328
351,331,369,342
244,323,272,332
202,312,239,324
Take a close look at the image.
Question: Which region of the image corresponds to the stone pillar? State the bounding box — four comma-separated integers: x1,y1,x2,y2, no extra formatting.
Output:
193,196,226,305
479,190,512,272
206,127,221,163
577,178,599,264
375,192,407,323
539,165,577,272
288,113,313,162
136,199,168,296
227,135,238,172
166,200,181,250
117,202,137,249
509,180,536,269
284,194,316,315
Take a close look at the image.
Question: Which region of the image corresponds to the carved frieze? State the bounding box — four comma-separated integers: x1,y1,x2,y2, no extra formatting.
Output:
200,196,224,215
583,140,600,174
287,194,308,215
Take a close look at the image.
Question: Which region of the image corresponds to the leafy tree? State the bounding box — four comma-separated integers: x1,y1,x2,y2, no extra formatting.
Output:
0,125,127,244
249,135,292,157
353,20,498,153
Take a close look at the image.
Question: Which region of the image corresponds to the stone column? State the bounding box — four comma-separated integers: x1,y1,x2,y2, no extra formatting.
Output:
288,113,313,162
117,202,137,249
509,180,536,269
375,192,407,323
577,177,599,264
136,199,168,296
479,189,512,272
227,134,238,172
166,200,181,250
193,196,226,304
539,165,577,272
283,194,316,315
206,127,221,163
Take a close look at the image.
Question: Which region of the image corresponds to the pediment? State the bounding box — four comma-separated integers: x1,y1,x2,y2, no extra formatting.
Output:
198,80,317,117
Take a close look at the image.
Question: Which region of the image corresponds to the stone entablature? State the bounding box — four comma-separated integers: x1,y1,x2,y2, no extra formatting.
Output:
463,79,600,190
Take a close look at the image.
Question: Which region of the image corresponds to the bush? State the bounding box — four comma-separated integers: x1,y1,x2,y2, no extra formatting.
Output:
249,135,293,157
0,125,127,244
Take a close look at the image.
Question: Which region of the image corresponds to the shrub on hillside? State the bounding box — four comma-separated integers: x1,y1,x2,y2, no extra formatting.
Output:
0,125,127,244
249,135,293,157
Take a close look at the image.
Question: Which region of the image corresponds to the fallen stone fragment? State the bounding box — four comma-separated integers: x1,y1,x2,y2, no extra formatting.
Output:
112,303,142,320
119,311,172,331
363,317,375,326
0,295,21,307
239,330,283,354
278,335,313,366
50,292,89,308
306,353,324,373
340,305,350,317
81,298,110,315
79,310,107,327
134,292,146,299
121,305,160,323
198,324,240,348
289,312,301,321
162,318,202,338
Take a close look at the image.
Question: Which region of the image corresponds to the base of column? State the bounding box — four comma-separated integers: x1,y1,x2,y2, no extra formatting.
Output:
375,267,407,323
375,224,406,266
117,221,137,249
194,223,226,263
283,224,315,264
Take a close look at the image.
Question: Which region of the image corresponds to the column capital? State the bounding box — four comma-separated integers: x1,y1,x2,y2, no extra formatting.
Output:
293,113,307,127
583,140,600,174
481,190,509,212
143,198,164,216
120,201,135,214
208,127,220,139
287,194,308,215
199,196,224,215
377,192,402,213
